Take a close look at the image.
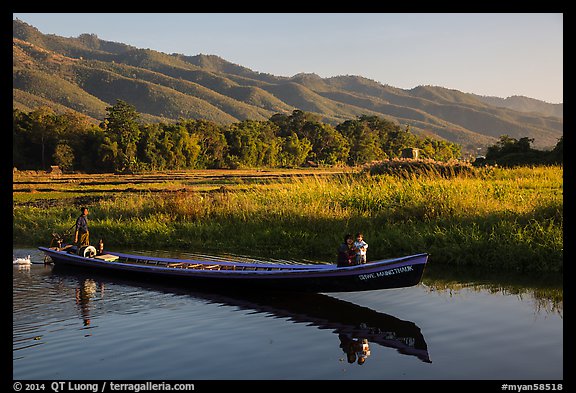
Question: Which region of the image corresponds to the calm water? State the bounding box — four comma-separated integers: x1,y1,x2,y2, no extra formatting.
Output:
13,248,563,380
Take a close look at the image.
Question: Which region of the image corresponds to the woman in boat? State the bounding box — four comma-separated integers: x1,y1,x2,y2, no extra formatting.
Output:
337,234,356,267
74,207,90,247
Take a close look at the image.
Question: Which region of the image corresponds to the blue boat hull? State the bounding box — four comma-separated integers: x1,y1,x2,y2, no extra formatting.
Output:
39,246,428,293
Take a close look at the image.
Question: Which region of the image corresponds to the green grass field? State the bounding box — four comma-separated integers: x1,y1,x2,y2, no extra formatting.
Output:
13,165,563,273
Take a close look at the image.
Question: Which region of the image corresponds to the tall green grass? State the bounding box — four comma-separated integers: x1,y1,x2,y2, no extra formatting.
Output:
13,166,563,273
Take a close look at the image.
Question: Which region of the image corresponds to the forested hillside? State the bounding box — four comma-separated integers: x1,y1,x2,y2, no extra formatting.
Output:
13,18,563,151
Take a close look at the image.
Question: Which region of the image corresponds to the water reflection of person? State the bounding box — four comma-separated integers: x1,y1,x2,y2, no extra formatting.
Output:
339,334,371,365
75,279,104,327
357,339,370,364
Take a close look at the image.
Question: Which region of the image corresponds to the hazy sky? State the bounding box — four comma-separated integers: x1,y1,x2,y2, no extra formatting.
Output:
13,13,563,104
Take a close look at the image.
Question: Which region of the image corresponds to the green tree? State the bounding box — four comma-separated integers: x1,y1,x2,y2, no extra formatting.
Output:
138,123,164,170
269,110,322,137
53,111,102,172
224,120,283,168
486,135,519,159
550,136,563,163
516,137,534,153
260,137,282,167
225,121,260,167
158,130,175,169
300,122,349,165
99,136,120,172
79,126,106,172
13,109,33,169
52,143,75,171
280,133,312,167
417,137,461,161
101,100,141,172
26,106,58,169
165,124,201,168
381,125,418,159
336,119,383,165
483,135,550,166
180,119,228,168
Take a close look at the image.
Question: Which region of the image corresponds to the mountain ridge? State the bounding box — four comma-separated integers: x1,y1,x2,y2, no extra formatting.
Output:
13,19,562,150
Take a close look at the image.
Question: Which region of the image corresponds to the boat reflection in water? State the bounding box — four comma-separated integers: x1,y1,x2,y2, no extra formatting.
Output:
53,265,431,365
244,291,432,364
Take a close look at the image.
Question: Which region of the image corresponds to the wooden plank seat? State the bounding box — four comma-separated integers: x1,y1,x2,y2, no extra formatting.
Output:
94,254,120,262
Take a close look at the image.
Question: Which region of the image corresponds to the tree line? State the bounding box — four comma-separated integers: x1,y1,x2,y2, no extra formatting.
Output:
475,135,563,167
13,100,462,173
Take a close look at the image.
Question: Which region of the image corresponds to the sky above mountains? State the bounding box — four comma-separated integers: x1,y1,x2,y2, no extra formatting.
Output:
13,13,563,104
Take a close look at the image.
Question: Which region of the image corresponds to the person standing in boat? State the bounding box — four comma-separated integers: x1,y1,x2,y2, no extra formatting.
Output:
337,234,356,267
74,207,90,247
353,232,368,264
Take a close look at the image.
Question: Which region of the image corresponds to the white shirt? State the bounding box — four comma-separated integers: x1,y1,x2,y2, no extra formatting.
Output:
354,240,368,255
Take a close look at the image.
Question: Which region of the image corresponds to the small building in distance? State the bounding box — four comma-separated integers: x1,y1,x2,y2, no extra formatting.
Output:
401,148,419,159
47,165,63,175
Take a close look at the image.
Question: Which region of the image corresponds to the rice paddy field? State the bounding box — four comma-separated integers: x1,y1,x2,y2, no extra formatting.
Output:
12,164,563,274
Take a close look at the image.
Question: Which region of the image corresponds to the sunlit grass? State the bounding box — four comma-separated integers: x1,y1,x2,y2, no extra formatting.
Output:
13,166,563,273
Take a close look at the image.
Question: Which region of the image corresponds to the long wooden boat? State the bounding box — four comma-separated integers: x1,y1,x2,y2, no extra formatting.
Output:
38,245,428,293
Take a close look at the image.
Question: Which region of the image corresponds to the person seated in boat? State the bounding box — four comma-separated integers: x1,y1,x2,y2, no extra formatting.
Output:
49,234,64,251
74,207,90,248
337,234,356,267
353,232,368,264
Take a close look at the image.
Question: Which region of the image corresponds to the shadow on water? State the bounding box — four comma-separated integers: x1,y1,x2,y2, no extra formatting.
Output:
50,264,432,364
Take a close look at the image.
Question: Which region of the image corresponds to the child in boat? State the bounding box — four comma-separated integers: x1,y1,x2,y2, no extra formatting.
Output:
353,232,368,264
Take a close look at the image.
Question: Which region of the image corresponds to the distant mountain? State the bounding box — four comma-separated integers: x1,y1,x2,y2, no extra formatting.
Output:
13,19,563,150
472,94,563,119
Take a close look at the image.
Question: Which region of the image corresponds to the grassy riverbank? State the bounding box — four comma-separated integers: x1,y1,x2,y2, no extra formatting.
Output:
13,165,563,273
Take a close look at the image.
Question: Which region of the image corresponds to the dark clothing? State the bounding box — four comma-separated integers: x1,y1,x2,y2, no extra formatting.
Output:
76,215,89,233
338,334,358,363
337,243,355,267
75,214,89,247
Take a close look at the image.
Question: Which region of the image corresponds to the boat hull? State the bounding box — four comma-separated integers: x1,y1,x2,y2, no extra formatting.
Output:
38,247,428,293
